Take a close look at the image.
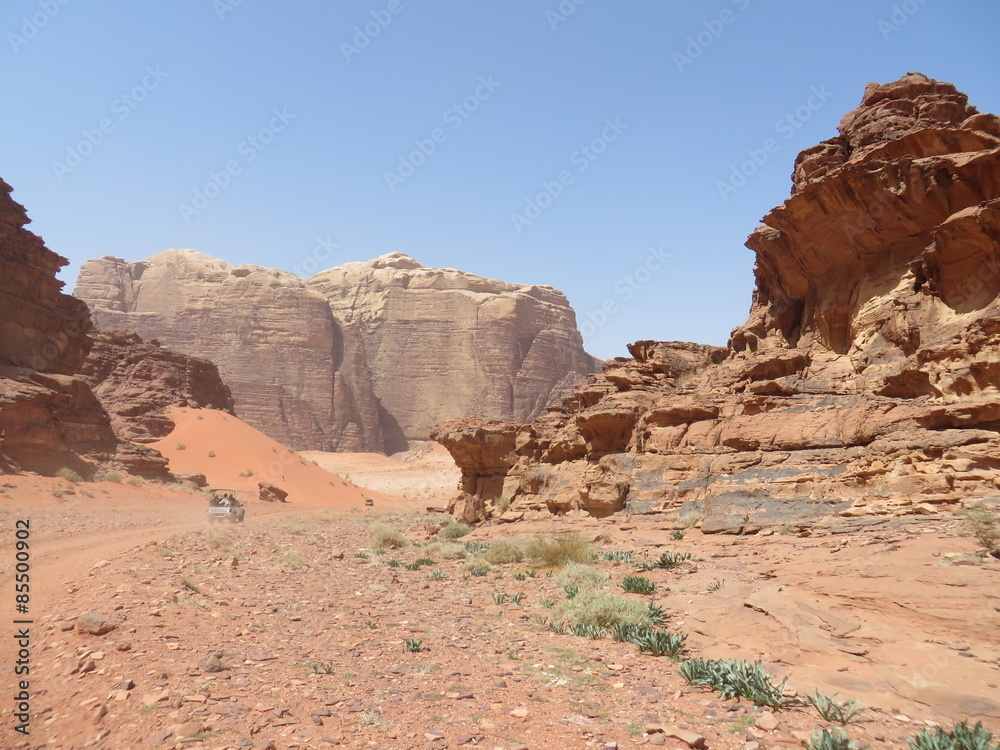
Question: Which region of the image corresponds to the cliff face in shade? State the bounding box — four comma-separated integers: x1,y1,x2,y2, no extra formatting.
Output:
0,179,168,478
75,251,599,453
433,73,1000,528
81,328,237,444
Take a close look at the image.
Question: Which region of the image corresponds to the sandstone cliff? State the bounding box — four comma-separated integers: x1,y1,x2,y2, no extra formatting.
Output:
81,328,236,444
0,179,168,478
433,73,1000,528
76,251,599,453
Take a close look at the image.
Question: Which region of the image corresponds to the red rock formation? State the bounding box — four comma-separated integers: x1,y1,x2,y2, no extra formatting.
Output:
434,73,1000,529
81,328,236,444
0,180,168,478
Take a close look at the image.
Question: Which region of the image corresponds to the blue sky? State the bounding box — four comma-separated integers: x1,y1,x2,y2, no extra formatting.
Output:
2,1,998,359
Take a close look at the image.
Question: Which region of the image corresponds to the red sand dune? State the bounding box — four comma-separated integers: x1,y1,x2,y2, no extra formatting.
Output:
150,407,389,507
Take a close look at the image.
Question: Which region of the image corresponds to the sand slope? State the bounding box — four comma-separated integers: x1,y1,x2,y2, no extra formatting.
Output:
150,407,385,507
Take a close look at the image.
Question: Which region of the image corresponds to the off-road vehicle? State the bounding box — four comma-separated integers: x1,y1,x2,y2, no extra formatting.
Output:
207,489,246,523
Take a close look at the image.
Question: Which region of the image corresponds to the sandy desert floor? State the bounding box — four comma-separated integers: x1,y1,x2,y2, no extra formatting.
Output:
0,411,997,749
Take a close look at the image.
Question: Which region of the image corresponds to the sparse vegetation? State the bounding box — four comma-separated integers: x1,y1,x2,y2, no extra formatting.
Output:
483,538,524,564
670,530,686,540
554,563,609,592
427,569,446,581
680,510,701,527
405,638,425,653
239,469,254,477
423,540,467,560
56,467,83,482
279,551,308,568
207,451,216,458
804,691,864,725
556,588,653,631
677,658,788,709
638,551,693,571
525,532,594,568
602,550,634,563
803,728,865,750
307,661,335,674
181,577,202,593
621,575,656,595
708,578,725,592
125,477,143,487
438,522,472,539
907,721,999,750
176,443,186,451
95,470,121,483
962,503,1000,557
492,592,508,605
632,627,687,657
370,524,408,550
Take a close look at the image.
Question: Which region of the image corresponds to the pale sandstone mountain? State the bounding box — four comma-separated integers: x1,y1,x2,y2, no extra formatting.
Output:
75,250,599,453
433,73,1000,527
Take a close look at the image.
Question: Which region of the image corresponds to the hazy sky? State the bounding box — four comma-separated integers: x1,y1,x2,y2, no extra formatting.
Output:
3,1,998,359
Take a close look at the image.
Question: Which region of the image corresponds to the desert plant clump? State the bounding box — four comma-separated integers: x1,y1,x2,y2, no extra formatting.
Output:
55,467,84,482
462,541,491,556
94,470,121,483
680,510,701,527
371,524,408,550
554,563,609,592
557,588,653,631
804,691,864,725
907,721,999,750
638,551,693,571
427,569,446,581
677,658,788,709
647,601,669,624
525,532,594,568
423,541,468,560
602,550,634,563
404,638,425,653
961,503,1000,557
632,627,686,657
621,575,656,595
483,538,525,564
803,727,866,750
438,522,472,539
571,622,607,639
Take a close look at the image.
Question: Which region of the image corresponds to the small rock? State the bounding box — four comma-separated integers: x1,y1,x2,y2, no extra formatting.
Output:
330,549,345,560
646,734,666,746
201,654,225,673
79,659,97,674
744,742,761,750
756,712,779,732
509,707,529,718
176,720,205,736
76,610,120,635
425,731,445,741
111,678,135,691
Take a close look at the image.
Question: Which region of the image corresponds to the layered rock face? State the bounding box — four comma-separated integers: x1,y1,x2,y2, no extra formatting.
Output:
0,179,167,477
76,251,598,453
433,73,1000,528
81,328,236,444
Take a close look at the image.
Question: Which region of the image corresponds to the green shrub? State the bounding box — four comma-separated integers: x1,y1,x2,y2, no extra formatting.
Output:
677,658,787,709
56,467,83,482
95,470,121,483
621,575,656,595
483,539,524,564
908,721,999,750
462,541,491,556
427,570,446,581
638,551,693,571
439,522,472,539
556,589,653,631
371,524,408,550
571,622,606,639
804,691,864,725
554,563,609,592
602,550,634,563
525,533,594,567
632,627,686,657
803,728,865,750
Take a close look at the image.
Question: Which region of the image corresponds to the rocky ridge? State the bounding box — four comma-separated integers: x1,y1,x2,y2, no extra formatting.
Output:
433,73,1000,528
75,251,599,453
0,179,168,478
80,328,236,444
